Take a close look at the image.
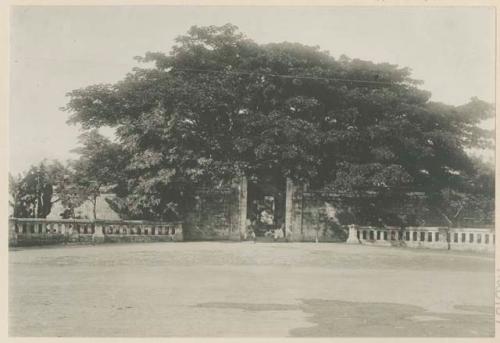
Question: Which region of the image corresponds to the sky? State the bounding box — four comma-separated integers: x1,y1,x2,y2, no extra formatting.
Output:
9,6,496,174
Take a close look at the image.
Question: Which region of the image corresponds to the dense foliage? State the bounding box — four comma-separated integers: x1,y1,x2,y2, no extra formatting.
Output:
9,132,128,219
9,161,69,218
62,24,494,223
71,130,129,219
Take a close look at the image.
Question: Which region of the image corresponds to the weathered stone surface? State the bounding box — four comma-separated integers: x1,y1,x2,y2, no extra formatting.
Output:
183,187,233,240
184,177,247,241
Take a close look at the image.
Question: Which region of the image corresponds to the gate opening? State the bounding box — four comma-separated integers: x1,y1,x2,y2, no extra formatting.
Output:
246,176,286,239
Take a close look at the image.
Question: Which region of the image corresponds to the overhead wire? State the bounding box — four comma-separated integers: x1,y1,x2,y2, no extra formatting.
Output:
169,67,403,86
14,56,407,86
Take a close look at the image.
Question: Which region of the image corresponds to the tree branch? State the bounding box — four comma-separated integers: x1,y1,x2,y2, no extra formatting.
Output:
437,208,453,227
453,203,464,219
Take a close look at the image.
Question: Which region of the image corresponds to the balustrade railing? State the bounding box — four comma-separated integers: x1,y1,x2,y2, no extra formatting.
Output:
347,225,494,252
9,218,183,247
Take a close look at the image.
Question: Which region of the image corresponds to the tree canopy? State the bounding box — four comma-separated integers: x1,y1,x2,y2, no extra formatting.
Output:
64,24,494,221
60,130,129,219
9,161,69,218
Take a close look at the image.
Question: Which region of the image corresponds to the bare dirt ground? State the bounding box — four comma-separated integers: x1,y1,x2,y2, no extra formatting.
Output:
9,242,494,337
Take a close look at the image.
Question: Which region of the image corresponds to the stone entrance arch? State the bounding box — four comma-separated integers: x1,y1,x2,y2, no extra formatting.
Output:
183,176,304,241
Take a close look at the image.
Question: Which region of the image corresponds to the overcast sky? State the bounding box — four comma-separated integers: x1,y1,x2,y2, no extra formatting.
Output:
9,6,495,174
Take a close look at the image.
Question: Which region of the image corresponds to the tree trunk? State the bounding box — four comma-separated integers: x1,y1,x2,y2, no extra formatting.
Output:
92,195,97,220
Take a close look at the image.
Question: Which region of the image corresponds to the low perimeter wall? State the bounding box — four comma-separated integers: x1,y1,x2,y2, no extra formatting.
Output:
346,225,495,253
9,218,183,247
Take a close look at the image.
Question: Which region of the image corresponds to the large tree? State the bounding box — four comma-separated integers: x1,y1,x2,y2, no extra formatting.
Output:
64,24,494,221
9,160,71,218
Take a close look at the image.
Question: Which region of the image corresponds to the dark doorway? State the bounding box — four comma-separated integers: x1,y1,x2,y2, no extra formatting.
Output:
247,176,286,239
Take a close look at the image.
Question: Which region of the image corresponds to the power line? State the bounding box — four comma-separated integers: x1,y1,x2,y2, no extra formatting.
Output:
14,56,407,86
170,67,403,86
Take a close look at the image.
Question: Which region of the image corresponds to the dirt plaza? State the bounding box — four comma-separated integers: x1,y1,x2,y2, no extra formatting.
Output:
9,242,494,337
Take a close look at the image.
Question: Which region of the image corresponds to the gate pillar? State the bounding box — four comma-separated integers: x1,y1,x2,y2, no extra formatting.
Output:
229,176,247,241
285,178,303,242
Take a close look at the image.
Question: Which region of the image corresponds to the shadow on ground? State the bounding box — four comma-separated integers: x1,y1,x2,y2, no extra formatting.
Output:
197,299,494,337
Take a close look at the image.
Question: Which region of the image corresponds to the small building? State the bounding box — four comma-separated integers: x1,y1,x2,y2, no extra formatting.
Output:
47,193,121,220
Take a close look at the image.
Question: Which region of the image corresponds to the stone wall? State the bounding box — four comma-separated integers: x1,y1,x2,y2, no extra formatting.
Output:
285,180,349,242
284,179,495,251
183,177,247,241
301,193,352,242
13,176,248,244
